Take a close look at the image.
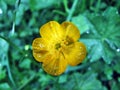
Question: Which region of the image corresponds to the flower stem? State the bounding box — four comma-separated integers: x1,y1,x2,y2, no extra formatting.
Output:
6,56,16,88
10,0,21,36
66,0,78,21
0,35,25,55
73,73,79,89
63,0,69,13
18,74,36,90
53,10,66,16
95,0,101,13
55,77,61,90
66,61,95,72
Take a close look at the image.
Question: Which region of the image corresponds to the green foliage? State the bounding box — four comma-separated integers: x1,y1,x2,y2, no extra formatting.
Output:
63,72,107,90
0,0,120,90
0,66,6,80
0,38,8,80
0,83,11,90
29,0,61,11
72,14,91,34
75,7,120,64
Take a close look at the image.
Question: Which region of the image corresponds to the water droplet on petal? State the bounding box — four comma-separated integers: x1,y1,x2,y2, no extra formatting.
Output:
0,8,3,14
116,48,120,52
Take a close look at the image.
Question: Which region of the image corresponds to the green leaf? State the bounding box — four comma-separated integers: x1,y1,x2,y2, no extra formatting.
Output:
81,7,120,64
4,0,16,5
104,65,113,80
77,73,106,90
102,42,116,64
103,7,120,22
0,65,6,80
89,40,103,62
72,14,92,34
0,38,9,65
0,0,7,14
113,56,120,74
63,72,107,90
111,80,119,90
0,83,11,90
58,74,67,83
81,38,103,62
19,58,31,69
29,0,61,11
15,4,28,25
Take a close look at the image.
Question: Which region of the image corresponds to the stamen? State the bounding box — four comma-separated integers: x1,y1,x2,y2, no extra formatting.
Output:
65,36,74,45
60,51,65,59
55,43,61,50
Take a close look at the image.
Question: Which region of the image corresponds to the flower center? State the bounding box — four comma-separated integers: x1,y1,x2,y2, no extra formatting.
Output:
65,36,73,45
55,43,61,50
55,36,74,50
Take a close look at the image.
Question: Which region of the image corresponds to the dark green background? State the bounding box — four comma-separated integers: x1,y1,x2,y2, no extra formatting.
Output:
0,0,120,90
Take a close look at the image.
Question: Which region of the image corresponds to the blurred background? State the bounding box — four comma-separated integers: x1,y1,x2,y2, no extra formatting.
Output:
0,0,120,90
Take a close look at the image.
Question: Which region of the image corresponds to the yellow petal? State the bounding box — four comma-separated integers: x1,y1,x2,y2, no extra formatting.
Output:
40,21,65,41
65,42,86,66
42,51,67,76
32,38,48,62
61,22,80,42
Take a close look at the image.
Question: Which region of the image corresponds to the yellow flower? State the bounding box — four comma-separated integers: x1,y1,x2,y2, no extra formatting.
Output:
32,21,86,76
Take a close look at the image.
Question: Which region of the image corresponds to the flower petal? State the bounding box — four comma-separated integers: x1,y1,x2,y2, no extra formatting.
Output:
42,51,67,76
61,22,80,41
32,38,48,62
65,42,86,66
40,21,65,41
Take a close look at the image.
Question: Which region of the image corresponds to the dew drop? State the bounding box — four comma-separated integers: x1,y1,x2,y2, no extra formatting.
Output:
118,77,120,82
0,8,3,14
25,45,29,50
116,11,118,14
25,54,28,57
0,63,1,67
88,67,91,70
116,48,120,52
86,30,90,34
